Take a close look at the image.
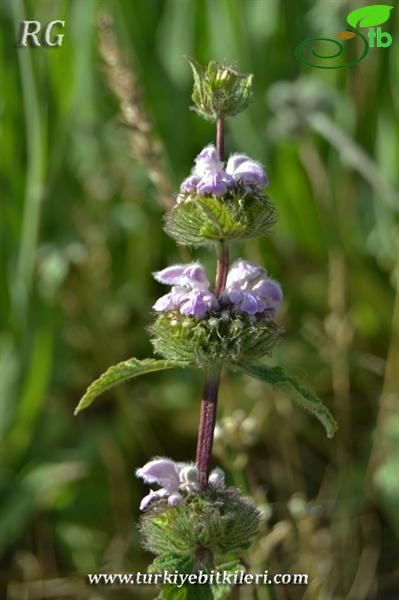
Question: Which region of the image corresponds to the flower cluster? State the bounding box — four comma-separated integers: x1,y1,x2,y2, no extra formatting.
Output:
136,458,225,511
153,259,282,319
179,144,268,198
152,263,218,319
223,258,282,317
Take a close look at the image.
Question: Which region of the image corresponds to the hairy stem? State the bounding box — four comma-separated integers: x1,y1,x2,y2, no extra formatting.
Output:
195,117,229,489
214,241,229,298
216,118,224,162
214,118,229,298
195,367,221,488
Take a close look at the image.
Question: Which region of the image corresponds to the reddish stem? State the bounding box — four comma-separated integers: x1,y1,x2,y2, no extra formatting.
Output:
216,118,224,162
195,117,229,489
195,369,221,489
214,242,229,298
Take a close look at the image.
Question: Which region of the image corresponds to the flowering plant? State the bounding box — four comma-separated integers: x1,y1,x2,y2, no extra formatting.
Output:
75,58,337,599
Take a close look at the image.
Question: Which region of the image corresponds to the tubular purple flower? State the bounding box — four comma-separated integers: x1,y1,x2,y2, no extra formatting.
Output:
224,259,282,316
168,493,183,507
193,144,223,176
196,171,228,196
139,488,168,511
179,143,236,197
252,279,282,308
233,160,268,188
181,265,209,288
180,174,200,193
226,259,266,290
226,153,268,189
136,458,218,510
136,458,180,493
179,289,219,318
152,292,176,312
231,291,265,314
153,263,209,288
153,263,218,318
153,265,188,285
225,153,250,174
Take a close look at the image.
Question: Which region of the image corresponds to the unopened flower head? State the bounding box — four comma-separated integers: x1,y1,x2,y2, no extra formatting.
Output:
208,467,225,487
186,57,253,120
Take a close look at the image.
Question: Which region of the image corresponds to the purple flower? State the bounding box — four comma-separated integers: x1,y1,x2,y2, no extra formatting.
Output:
136,458,181,492
178,144,268,199
180,174,200,193
226,154,268,190
193,144,224,177
179,144,234,197
224,259,282,316
153,263,209,289
153,263,219,318
136,458,197,511
136,457,225,510
139,488,169,511
179,289,219,318
228,289,264,314
226,259,266,290
252,279,282,309
152,292,176,312
225,153,248,173
196,171,228,195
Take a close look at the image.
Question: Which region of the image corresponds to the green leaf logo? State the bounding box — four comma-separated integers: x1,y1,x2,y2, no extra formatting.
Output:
347,5,393,28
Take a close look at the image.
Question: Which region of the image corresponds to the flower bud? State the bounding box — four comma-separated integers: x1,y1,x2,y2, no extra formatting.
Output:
168,493,183,507
185,57,253,121
179,465,199,485
209,467,225,487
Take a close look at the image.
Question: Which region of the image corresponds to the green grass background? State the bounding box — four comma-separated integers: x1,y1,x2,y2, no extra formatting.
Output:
0,0,398,598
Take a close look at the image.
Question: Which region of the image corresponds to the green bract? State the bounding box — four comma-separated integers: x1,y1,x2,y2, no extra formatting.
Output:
165,191,276,247
186,57,253,121
150,311,282,368
140,486,260,558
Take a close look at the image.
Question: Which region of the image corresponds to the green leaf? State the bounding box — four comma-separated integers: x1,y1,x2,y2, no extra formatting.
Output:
74,358,176,414
185,56,205,109
240,364,337,438
187,586,213,600
149,553,193,575
157,585,188,600
347,5,393,28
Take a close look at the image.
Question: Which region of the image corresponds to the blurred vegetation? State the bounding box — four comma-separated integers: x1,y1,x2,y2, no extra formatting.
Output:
1,0,398,598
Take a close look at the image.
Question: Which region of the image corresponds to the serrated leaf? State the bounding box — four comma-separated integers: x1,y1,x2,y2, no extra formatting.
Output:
187,586,213,600
240,364,337,438
196,196,245,239
347,5,393,28
157,585,188,600
149,553,193,574
185,56,205,107
75,358,176,414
